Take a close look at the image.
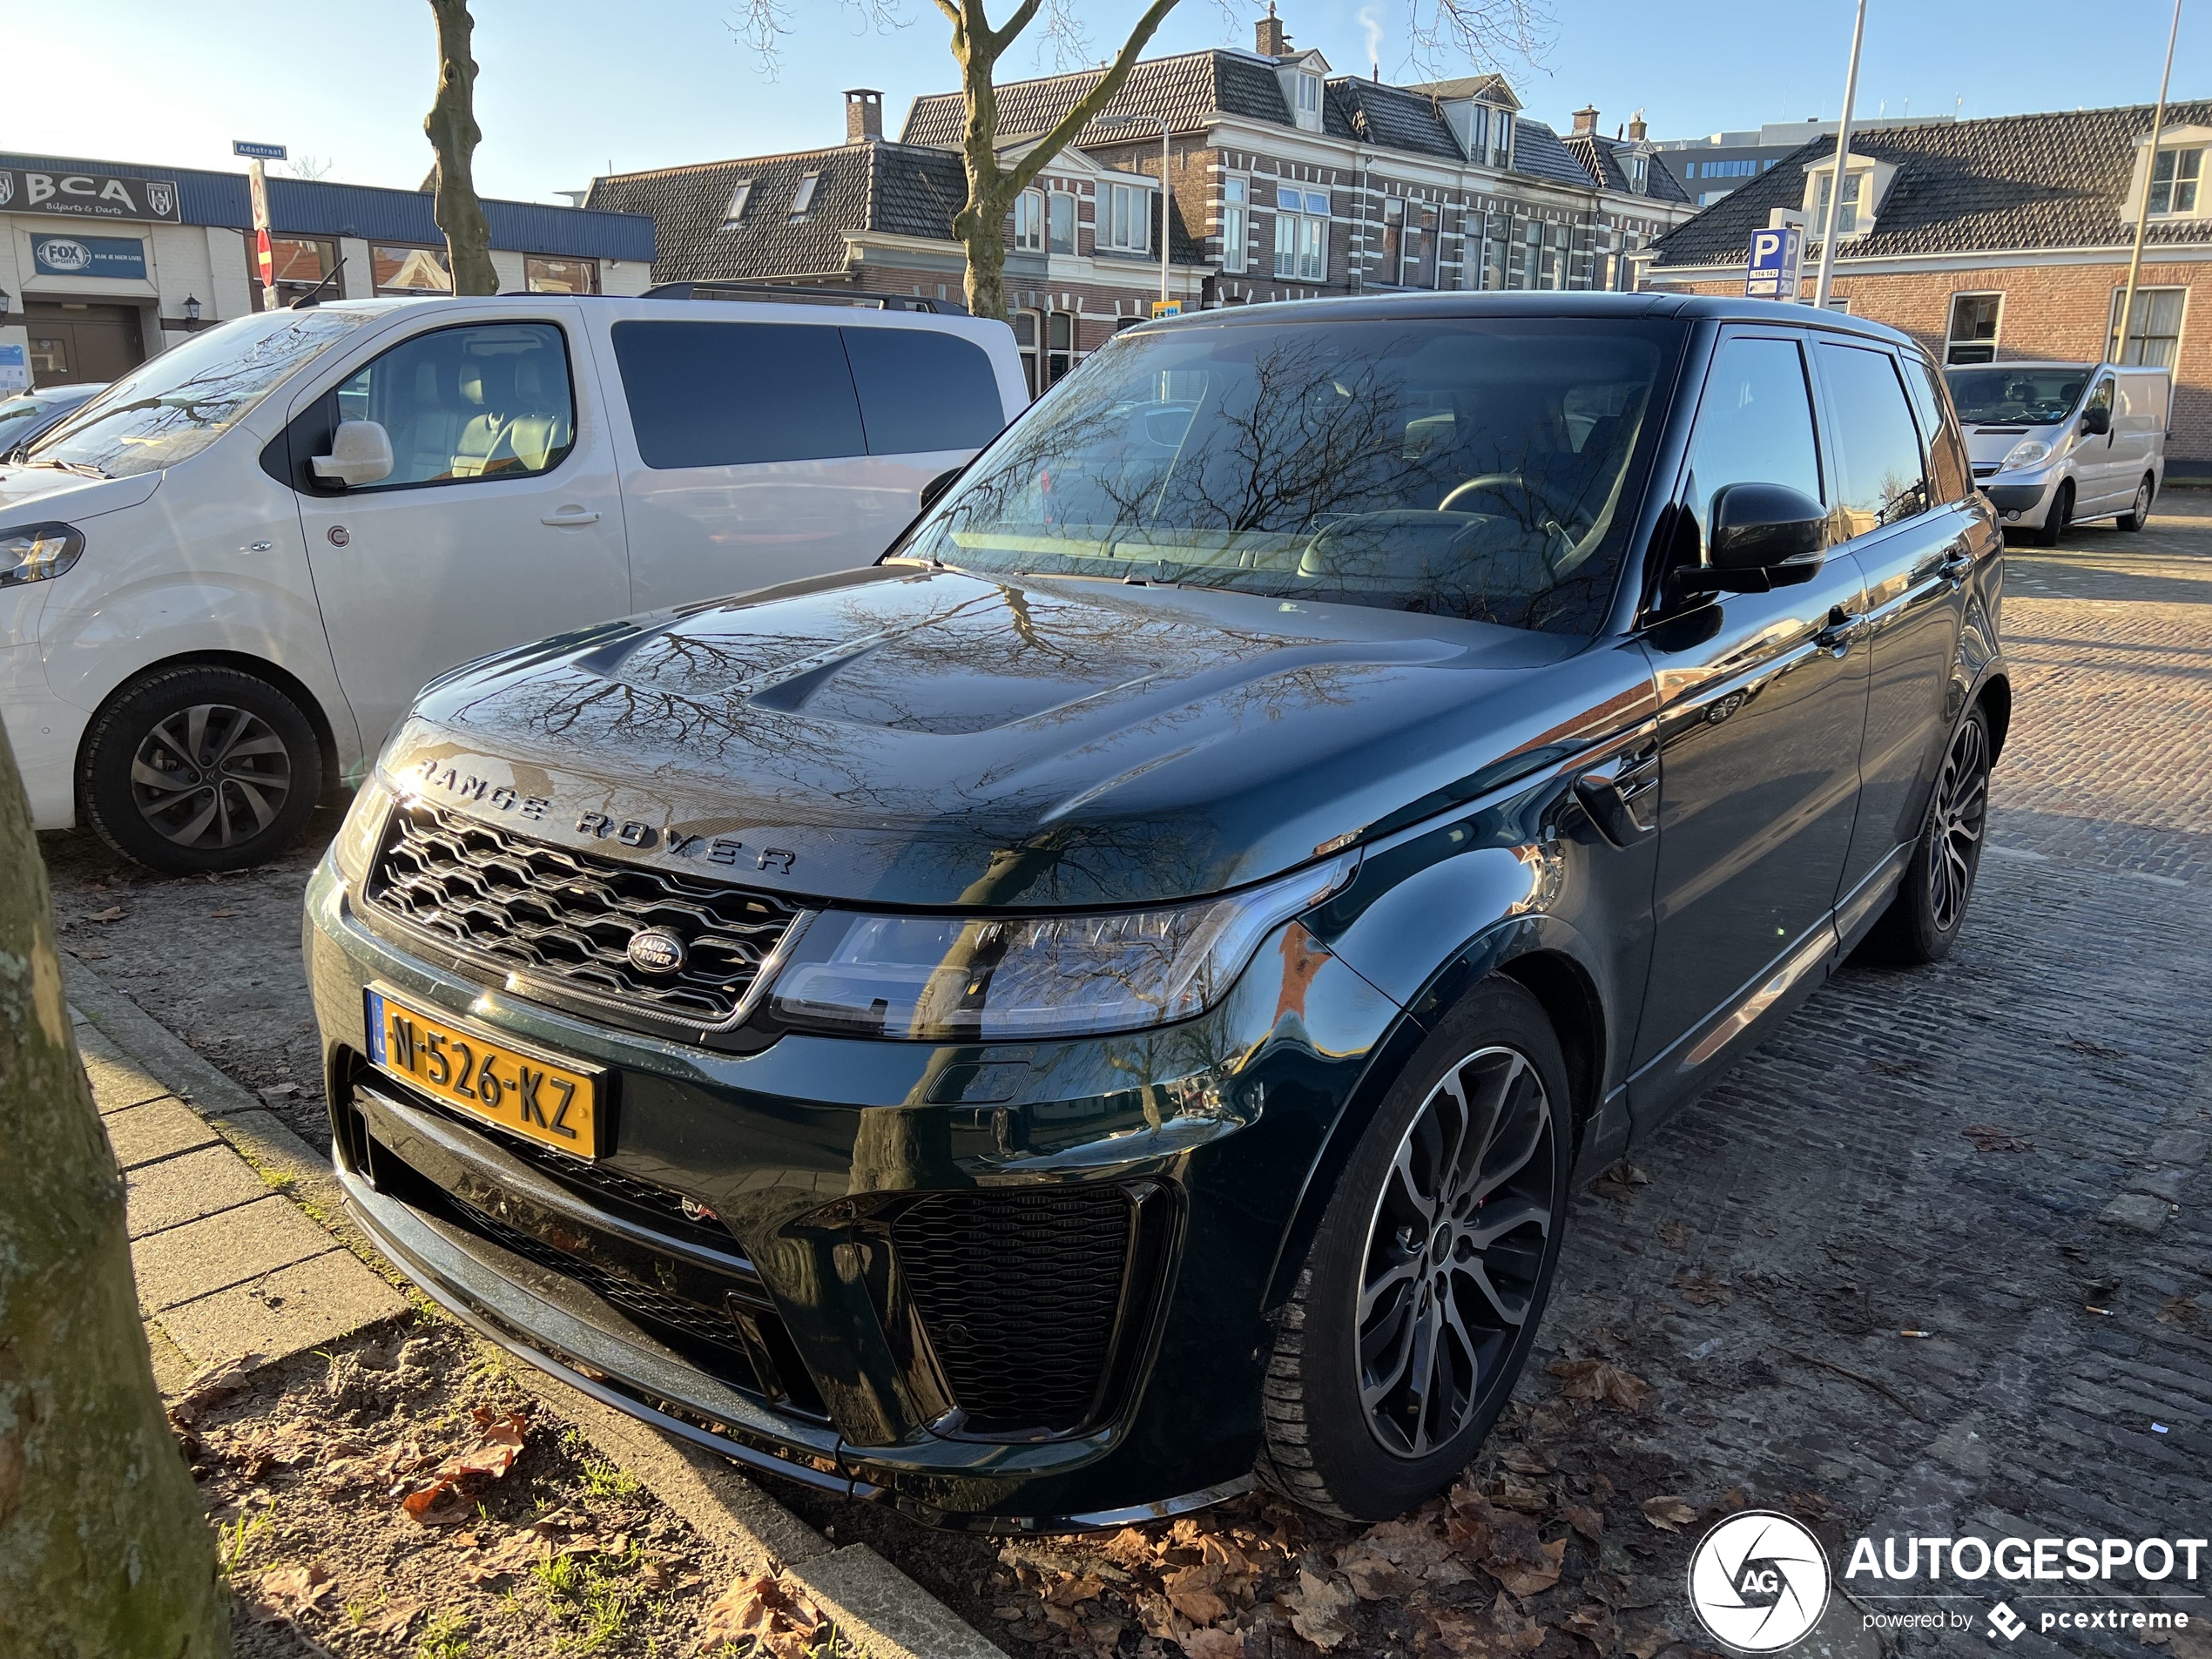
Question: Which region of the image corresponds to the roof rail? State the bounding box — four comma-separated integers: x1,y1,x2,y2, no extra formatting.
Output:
640,280,967,314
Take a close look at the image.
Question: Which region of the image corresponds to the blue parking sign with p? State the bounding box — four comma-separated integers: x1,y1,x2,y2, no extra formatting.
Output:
1745,226,1803,300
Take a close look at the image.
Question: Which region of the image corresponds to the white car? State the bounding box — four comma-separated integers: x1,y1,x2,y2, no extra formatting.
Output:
0,293,1026,872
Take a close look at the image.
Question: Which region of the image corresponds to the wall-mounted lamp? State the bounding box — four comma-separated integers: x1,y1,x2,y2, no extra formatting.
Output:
184,294,202,323
0,286,10,316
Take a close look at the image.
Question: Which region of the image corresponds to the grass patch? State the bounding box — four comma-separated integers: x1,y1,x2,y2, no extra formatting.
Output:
415,1609,472,1659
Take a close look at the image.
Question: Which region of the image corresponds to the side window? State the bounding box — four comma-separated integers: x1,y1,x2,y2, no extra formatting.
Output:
1683,335,1823,554
2085,376,2115,423
840,327,1006,455
610,320,863,469
334,322,574,489
1817,343,1929,537
1898,354,1971,505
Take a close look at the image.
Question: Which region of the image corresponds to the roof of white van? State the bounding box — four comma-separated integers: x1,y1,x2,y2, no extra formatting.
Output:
1946,359,2168,374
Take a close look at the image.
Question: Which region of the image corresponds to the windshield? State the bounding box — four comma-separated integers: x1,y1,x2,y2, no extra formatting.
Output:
26,309,380,479
0,395,71,454
1945,365,2091,426
900,316,1682,634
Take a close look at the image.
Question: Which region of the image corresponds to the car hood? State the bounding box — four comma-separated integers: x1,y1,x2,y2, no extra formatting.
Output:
387,564,1638,908
1963,423,2064,467
0,466,160,522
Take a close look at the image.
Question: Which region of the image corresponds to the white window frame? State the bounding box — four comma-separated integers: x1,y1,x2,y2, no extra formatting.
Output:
1271,185,1328,282
1944,291,2004,366
2111,285,2188,370
723,181,753,224
1013,189,1045,253
1099,181,1153,254
1294,71,1324,132
788,173,819,221
1219,176,1249,273
1626,153,1648,193
2149,146,2204,216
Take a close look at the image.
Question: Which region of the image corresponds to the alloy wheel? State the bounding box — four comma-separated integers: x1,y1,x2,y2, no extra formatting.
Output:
1357,1045,1555,1460
2132,479,2153,524
1928,718,1988,934
130,703,295,849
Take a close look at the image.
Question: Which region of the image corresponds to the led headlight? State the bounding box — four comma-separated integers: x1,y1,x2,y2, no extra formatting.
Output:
2000,439,2052,471
0,522,84,588
330,777,395,887
768,855,1355,1042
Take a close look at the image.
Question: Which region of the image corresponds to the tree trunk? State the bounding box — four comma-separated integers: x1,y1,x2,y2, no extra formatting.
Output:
425,0,501,297
0,725,226,1655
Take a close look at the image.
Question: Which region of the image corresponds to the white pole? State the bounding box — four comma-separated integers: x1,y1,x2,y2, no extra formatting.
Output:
1160,120,1172,307
1811,0,1868,309
2114,0,2183,362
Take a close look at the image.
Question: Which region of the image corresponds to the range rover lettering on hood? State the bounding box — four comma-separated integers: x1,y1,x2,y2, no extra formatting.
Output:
409,757,800,875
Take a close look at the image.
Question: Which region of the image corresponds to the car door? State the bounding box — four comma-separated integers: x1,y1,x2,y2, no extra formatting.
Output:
287,310,630,745
1629,328,1871,1112
2074,372,2121,511
1823,343,1981,941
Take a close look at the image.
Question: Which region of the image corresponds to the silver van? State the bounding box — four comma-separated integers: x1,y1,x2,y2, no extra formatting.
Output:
1946,360,2168,543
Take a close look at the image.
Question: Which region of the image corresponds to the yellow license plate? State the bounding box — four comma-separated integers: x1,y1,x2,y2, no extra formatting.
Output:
366,988,602,1158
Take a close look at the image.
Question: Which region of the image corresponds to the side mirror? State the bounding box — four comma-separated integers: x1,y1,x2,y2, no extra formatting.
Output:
1674,482,1828,596
2081,404,2112,437
312,419,395,489
918,465,964,514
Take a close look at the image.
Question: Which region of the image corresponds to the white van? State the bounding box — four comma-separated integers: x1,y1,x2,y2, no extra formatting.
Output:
1945,360,2169,544
0,293,1026,871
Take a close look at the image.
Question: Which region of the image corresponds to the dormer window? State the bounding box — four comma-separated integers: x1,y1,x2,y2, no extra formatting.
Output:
1495,115,1514,171
1275,51,1331,133
1803,156,1893,239
789,172,819,221
723,181,753,224
1295,71,1323,129
1626,153,1649,193
2150,145,2202,214
1813,169,1865,235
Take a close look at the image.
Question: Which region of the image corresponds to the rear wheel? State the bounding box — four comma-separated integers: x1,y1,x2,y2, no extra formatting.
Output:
1863,705,1990,965
2033,481,2074,547
2117,474,2155,532
79,665,322,874
1257,978,1571,1521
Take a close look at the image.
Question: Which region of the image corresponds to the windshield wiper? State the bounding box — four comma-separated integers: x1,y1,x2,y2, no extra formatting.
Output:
22,459,109,479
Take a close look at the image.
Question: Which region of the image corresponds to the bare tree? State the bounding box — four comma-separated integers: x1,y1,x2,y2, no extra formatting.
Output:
284,153,337,182
425,0,501,296
733,0,1548,320
0,724,227,1656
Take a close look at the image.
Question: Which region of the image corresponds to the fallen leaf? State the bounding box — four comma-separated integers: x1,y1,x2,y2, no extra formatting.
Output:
1548,1358,1650,1410
1183,1629,1244,1658
1962,1125,2033,1153
1049,1575,1109,1608
361,1599,424,1637
1564,1503,1605,1542
1656,1220,1690,1250
1166,1568,1231,1626
210,908,239,919
253,1562,336,1620
1642,1494,1697,1533
1501,1446,1554,1475
1624,1621,1676,1659
702,1571,820,1650
169,1352,268,1426
2157,1295,2201,1325
1339,1540,1417,1601
1285,1567,1356,1650
1426,1595,1547,1657
260,1082,300,1099
87,906,127,923
1675,1271,1735,1308
1491,1535,1566,1597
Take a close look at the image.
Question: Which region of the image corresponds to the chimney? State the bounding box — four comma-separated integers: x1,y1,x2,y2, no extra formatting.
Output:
1627,109,1648,141
1256,3,1290,58
845,88,884,144
1572,105,1601,136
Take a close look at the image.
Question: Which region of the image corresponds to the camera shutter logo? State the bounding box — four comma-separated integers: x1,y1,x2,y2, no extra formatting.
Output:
1688,1511,1831,1652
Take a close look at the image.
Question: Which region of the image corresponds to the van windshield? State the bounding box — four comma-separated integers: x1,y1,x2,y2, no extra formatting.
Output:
898,316,1682,635
24,308,379,480
1944,365,2091,426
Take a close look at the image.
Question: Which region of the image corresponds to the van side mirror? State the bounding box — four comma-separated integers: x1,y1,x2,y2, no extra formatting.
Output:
2081,404,2111,437
312,419,395,489
918,465,964,514
1673,482,1828,596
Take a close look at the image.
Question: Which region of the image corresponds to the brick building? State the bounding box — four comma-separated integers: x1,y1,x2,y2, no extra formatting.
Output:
586,16,1696,395
1641,104,2212,466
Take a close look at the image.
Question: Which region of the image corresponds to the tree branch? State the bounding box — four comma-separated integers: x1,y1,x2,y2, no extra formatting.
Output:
1001,0,1182,197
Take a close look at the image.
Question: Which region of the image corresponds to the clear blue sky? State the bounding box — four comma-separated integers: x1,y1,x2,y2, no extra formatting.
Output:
7,0,2204,203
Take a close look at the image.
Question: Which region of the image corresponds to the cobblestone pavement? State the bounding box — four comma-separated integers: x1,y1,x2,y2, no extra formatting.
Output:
35,498,2212,1658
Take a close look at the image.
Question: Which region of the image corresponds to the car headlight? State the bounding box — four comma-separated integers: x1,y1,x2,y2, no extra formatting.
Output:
767,855,1356,1042
330,777,395,887
0,522,84,588
2000,439,2052,471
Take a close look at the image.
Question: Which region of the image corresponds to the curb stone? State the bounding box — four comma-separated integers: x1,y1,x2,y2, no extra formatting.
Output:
62,949,1007,1659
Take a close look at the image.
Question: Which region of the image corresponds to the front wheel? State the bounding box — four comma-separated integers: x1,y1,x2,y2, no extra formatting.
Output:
79,664,323,874
1863,705,1991,965
2033,481,2074,547
1257,978,1572,1521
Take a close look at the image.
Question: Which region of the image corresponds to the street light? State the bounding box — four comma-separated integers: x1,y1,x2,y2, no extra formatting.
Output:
183,294,201,324
1811,0,1868,311
0,286,10,315
1096,113,1174,311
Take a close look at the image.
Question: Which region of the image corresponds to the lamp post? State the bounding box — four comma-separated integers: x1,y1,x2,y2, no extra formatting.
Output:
1099,114,1175,312
183,295,201,326
2114,0,2185,362
1811,0,1868,310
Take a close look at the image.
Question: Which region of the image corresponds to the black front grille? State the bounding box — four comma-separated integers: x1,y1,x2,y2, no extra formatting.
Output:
367,803,805,1028
893,1187,1135,1435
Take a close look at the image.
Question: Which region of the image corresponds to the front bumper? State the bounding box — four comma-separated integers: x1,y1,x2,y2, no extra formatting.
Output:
1977,469,2060,523
304,856,1407,1527
0,634,87,831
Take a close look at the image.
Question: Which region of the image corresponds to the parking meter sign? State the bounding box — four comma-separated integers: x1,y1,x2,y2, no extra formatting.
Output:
1745,226,1803,300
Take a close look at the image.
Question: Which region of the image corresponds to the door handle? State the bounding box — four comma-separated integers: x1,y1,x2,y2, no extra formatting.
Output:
541,507,601,527
1939,543,1973,584
1813,606,1866,653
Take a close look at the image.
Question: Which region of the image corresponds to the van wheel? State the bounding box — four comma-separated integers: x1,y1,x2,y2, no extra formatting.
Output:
80,666,322,874
1256,978,1571,1521
2117,475,2155,532
2033,481,2074,547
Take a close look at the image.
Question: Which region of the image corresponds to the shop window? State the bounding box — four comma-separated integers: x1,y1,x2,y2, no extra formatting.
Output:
1944,292,2003,366
1048,192,1076,256
1219,177,1248,273
269,236,339,304
373,245,453,295
2149,147,2202,216
525,257,598,294
1271,185,1327,282
1013,190,1045,254
2111,286,2186,369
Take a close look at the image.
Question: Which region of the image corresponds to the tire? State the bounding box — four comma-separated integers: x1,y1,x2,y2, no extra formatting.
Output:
2117,474,2155,532
1257,977,1573,1521
2033,481,2073,547
79,665,323,874
1862,705,1991,966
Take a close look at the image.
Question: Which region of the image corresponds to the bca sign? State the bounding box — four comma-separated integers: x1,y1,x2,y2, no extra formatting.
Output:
0,168,183,224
